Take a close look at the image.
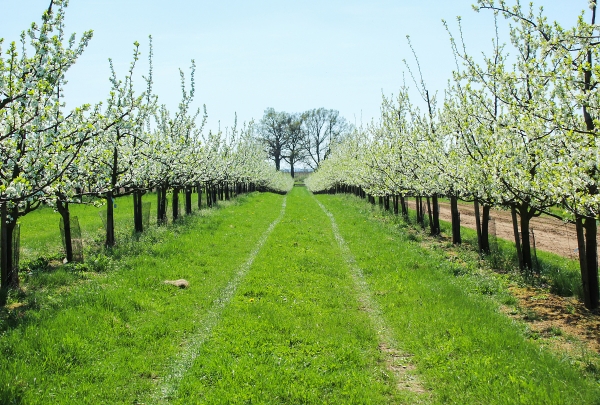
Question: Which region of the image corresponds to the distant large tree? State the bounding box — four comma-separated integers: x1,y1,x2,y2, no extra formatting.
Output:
301,108,350,170
282,113,305,178
258,108,290,170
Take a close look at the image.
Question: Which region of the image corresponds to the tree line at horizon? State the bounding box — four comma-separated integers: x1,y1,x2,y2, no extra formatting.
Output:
307,0,600,310
0,0,293,295
255,107,353,177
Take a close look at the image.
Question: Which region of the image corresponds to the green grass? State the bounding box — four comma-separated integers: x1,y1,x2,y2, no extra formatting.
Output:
169,186,415,404
18,191,202,262
0,188,598,404
0,192,284,404
316,193,599,404
397,197,584,299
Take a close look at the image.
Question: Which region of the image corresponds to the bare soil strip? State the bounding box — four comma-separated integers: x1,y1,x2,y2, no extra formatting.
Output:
152,196,287,403
406,200,583,259
314,196,427,395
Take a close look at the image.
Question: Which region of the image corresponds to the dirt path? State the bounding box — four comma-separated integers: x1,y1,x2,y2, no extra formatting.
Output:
406,200,583,259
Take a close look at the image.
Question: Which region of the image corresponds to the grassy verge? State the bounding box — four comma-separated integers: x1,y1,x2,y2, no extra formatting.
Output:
18,191,202,262
398,197,583,299
316,193,600,404
0,192,283,404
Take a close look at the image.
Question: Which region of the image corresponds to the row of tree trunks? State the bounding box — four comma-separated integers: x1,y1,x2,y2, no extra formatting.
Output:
0,183,255,297
331,186,598,310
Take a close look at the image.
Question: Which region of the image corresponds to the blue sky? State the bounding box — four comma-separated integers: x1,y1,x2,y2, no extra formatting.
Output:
2,1,586,132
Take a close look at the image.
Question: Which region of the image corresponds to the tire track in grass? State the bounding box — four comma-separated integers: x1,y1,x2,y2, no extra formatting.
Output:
152,196,287,403
313,195,427,395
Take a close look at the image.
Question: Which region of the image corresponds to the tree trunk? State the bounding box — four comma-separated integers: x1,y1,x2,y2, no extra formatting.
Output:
427,197,435,235
185,186,193,215
400,195,407,217
450,196,461,244
56,199,73,261
133,190,143,233
225,182,230,201
432,194,440,235
520,208,533,271
158,186,168,225
393,195,399,215
416,196,425,227
576,215,599,309
106,191,115,247
511,205,524,270
197,184,202,209
172,188,180,221
474,200,482,253
482,205,491,253
290,162,295,178
0,204,18,290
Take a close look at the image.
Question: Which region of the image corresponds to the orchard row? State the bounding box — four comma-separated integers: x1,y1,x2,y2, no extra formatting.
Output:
0,1,293,289
307,0,600,309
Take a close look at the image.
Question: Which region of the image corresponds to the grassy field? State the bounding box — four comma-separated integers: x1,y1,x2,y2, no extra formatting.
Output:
0,187,598,403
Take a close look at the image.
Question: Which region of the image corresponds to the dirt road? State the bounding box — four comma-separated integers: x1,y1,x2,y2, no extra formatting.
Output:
406,200,582,259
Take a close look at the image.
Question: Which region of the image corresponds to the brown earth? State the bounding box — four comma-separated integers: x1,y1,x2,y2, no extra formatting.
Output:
403,199,600,355
504,286,600,354
406,200,582,259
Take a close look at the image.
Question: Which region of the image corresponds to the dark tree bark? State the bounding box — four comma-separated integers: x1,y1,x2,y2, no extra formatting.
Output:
450,196,461,244
56,199,73,261
576,216,599,309
511,204,524,270
0,204,19,290
432,195,440,235
133,190,143,233
474,200,482,253
520,209,533,270
426,197,434,235
481,204,491,253
185,186,193,215
197,184,202,209
172,188,180,221
105,190,115,247
393,195,399,215
157,186,168,225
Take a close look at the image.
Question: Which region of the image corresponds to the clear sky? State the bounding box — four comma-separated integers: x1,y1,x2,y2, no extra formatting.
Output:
1,1,587,133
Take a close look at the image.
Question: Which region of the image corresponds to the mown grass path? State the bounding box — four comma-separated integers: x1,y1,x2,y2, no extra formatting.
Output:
1,188,599,404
